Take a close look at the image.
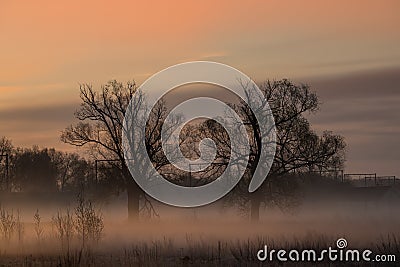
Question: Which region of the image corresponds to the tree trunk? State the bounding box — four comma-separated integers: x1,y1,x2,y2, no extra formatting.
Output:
122,164,141,221
127,180,140,221
250,189,262,222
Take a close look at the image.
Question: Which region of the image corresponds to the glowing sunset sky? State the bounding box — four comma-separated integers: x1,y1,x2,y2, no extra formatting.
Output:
1,0,399,175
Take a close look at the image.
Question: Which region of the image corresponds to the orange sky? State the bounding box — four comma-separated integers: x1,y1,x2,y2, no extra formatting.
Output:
1,0,400,174
1,0,399,90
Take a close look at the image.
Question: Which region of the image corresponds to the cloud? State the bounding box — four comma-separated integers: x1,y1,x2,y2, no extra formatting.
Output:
0,103,77,124
0,103,78,149
304,67,400,176
307,67,400,100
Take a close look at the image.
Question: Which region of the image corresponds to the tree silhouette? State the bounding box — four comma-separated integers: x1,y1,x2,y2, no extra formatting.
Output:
51,151,92,192
0,136,13,191
61,80,181,221
200,79,346,221
13,147,58,192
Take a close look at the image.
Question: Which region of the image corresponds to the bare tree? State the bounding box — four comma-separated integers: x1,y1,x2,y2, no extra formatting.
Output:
50,151,91,192
61,80,181,221
200,79,346,221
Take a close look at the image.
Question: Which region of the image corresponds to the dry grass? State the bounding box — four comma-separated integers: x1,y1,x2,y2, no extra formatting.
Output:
0,234,399,266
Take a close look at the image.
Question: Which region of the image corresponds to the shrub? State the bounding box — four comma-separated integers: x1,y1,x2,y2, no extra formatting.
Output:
52,208,75,251
33,209,44,243
75,193,104,248
0,206,16,243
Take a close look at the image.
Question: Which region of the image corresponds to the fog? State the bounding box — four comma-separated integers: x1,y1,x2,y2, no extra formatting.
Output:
1,188,399,256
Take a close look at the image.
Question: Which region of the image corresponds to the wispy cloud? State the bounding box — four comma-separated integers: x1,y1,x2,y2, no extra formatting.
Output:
305,67,400,176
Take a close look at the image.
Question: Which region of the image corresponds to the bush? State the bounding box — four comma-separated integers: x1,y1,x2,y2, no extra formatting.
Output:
0,206,16,243
52,208,75,251
75,193,104,248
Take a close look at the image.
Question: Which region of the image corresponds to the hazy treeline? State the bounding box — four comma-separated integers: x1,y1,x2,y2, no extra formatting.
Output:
0,136,123,197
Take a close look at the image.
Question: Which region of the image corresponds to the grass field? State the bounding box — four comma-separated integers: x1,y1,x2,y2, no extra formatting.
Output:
0,204,399,266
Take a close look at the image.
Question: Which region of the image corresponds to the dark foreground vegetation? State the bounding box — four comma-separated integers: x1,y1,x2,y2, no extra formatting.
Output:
0,227,398,266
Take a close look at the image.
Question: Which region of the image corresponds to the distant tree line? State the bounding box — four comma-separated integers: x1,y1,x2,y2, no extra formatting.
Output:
0,136,123,196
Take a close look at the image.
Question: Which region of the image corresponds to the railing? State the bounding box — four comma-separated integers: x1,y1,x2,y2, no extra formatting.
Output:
375,176,397,186
301,171,398,187
301,169,344,181
343,173,398,187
